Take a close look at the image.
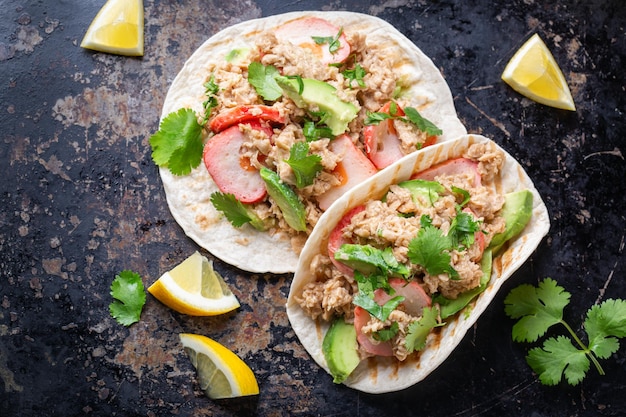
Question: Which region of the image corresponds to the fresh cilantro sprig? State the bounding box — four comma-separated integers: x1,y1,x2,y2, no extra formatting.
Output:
303,119,334,141
405,306,440,352
201,76,220,125
109,270,146,326
248,62,283,101
342,63,366,89
284,142,323,188
312,27,344,54
149,108,204,176
210,192,265,230
407,215,459,279
504,278,626,386
365,101,442,137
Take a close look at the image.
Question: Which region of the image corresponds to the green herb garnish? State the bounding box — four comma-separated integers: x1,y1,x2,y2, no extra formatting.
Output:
504,278,626,386
342,63,366,88
210,192,265,230
312,27,343,54
247,62,283,101
109,270,146,326
149,108,204,176
284,142,323,188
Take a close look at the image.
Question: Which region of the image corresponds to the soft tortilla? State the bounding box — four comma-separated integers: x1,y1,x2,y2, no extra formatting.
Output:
158,11,466,273
286,134,550,393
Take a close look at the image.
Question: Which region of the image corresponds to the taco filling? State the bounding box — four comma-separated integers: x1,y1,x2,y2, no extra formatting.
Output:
151,12,466,273
293,141,533,381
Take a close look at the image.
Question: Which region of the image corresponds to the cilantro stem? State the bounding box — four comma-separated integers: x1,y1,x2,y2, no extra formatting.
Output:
560,319,605,376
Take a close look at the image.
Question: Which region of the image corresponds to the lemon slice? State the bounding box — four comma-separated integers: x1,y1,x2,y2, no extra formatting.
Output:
180,333,259,399
501,34,575,111
80,0,144,56
148,251,240,316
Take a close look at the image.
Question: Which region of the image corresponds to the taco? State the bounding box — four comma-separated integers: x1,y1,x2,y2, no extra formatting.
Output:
153,11,466,273
286,134,550,393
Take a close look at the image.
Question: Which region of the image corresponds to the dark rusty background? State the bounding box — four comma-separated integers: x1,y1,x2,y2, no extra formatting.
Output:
1,1,625,416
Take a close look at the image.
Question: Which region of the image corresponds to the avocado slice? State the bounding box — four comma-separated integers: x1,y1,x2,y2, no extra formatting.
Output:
488,190,534,253
276,76,358,136
322,318,361,384
259,167,307,232
435,249,493,319
397,179,445,207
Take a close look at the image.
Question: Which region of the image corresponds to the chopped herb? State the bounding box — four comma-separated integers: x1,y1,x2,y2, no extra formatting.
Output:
303,120,334,141
312,27,343,54
149,108,204,176
247,62,283,101
201,76,220,125
364,101,442,137
109,270,146,326
284,142,323,188
353,291,405,322
407,215,459,279
374,322,400,341
505,278,626,385
342,63,366,88
405,307,440,352
210,192,265,230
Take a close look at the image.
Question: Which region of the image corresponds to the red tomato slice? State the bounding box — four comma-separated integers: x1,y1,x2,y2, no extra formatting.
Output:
274,17,351,65
327,205,365,276
209,105,284,133
317,135,377,211
203,122,271,203
373,278,431,317
411,158,481,187
363,120,405,170
353,306,394,357
462,207,486,260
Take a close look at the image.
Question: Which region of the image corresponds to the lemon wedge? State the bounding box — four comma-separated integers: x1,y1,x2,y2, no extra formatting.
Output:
180,333,259,399
80,0,144,56
501,34,575,111
148,251,240,316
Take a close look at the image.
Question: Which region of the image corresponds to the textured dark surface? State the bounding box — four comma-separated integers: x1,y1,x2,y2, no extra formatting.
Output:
1,1,625,416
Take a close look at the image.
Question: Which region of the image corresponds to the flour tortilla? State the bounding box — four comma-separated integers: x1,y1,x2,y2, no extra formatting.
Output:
158,11,466,273
286,134,550,393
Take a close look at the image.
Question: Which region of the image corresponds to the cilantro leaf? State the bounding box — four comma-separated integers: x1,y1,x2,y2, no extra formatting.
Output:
364,111,393,126
504,278,571,343
247,62,283,101
303,120,334,141
585,299,626,359
405,307,440,353
407,217,458,279
210,192,265,230
109,270,146,326
201,76,220,125
311,27,343,54
374,322,399,342
403,107,443,136
335,244,410,277
449,210,481,249
284,142,323,188
342,63,366,88
526,336,590,386
353,292,404,322
149,108,204,176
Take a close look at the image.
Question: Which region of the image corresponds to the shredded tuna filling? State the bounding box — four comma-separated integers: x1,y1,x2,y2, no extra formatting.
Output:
295,143,508,361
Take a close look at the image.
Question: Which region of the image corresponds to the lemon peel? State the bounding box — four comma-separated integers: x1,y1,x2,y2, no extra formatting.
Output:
502,34,575,111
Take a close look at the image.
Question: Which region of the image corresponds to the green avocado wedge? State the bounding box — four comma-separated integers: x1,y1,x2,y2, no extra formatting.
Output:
259,167,307,232
322,318,361,384
488,190,534,254
276,76,358,136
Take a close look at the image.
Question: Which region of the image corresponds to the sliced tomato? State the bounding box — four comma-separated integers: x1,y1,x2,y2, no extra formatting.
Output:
317,135,377,211
209,105,284,133
203,122,272,203
462,207,486,260
274,17,351,65
374,278,431,317
411,158,481,187
353,306,394,357
327,205,365,276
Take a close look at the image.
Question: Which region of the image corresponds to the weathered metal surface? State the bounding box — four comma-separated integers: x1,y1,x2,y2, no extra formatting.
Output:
1,0,625,416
